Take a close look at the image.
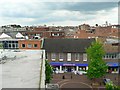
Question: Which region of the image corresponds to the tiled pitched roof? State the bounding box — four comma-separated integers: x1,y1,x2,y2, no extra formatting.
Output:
42,38,95,53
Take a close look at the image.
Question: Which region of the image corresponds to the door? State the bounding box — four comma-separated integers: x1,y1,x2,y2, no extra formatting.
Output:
67,67,72,72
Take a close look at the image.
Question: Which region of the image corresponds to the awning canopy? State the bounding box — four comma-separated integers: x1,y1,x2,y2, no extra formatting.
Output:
50,62,119,67
107,62,119,67
50,62,88,66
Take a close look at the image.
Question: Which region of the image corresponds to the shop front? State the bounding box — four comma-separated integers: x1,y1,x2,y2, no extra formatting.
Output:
107,62,119,73
50,62,88,73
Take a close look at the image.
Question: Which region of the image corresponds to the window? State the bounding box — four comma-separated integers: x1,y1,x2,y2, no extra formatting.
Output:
27,44,32,48
36,34,40,36
103,53,119,59
118,53,120,59
46,53,48,60
59,53,64,61
52,33,59,36
12,44,15,48
51,53,56,61
83,53,87,61
34,44,38,48
59,33,63,36
22,44,25,48
75,53,79,61
16,43,18,48
67,53,71,61
8,44,11,48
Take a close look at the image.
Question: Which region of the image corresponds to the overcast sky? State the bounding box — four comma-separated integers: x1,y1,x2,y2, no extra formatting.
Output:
0,0,119,26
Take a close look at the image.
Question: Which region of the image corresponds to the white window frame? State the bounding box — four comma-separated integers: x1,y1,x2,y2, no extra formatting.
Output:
51,53,56,61
67,53,71,61
27,44,32,48
83,53,87,61
104,53,118,59
59,53,64,61
75,53,79,61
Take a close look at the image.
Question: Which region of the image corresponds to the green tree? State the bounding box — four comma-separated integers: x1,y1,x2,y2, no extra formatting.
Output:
0,43,3,49
86,41,108,80
106,82,120,90
45,60,53,83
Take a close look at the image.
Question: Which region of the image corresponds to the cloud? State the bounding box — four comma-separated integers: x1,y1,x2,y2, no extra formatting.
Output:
0,1,118,26
46,2,117,12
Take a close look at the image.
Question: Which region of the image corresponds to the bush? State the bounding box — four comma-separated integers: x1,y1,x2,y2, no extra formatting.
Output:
106,82,120,90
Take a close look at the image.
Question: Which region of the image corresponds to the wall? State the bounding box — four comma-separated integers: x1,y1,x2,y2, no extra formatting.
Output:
47,52,88,63
18,40,42,50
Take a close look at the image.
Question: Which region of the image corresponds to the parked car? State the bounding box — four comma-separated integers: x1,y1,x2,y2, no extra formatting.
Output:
46,84,59,90
103,78,112,85
77,71,83,75
77,71,87,75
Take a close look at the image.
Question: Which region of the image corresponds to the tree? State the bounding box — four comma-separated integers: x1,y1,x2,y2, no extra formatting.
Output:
45,60,53,83
106,82,120,90
0,43,3,49
86,41,108,80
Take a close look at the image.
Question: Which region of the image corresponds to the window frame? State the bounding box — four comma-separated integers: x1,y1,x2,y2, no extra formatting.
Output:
27,44,32,48
83,53,87,61
34,44,38,48
21,44,26,48
67,53,71,61
51,53,56,61
59,53,64,61
75,53,80,61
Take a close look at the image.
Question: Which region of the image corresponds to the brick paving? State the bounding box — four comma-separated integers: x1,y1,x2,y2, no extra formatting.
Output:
50,72,119,90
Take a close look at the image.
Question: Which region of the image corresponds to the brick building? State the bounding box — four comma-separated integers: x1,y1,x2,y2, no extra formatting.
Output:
42,38,95,73
22,26,65,39
103,42,119,73
74,25,119,39
18,39,42,50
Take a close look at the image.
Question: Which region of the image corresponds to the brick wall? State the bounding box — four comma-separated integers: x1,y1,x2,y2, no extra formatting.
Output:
18,40,42,50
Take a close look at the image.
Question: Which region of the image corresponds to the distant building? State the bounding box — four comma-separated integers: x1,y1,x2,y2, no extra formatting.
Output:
74,25,119,39
22,26,65,39
79,24,90,31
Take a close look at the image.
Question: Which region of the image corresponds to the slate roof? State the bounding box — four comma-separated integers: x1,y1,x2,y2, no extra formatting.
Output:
5,32,18,38
42,38,95,53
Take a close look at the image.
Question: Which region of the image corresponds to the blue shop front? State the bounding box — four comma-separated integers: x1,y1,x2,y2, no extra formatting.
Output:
50,62,119,73
50,62,88,73
107,62,119,73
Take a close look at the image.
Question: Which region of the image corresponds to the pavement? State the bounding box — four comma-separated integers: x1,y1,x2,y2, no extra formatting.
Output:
50,72,119,90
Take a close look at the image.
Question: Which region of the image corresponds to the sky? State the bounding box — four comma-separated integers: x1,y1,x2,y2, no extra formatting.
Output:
0,0,119,26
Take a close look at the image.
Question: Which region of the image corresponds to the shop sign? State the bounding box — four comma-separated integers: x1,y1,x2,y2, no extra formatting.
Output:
63,63,75,66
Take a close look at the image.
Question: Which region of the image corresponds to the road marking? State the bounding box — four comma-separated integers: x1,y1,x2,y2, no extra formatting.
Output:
60,81,93,90
57,79,70,85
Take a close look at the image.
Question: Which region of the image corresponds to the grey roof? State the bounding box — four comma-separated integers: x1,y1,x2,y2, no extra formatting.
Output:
5,32,18,38
42,38,95,53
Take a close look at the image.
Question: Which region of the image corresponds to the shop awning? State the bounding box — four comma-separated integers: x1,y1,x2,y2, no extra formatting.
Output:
50,62,88,66
107,62,119,67
50,62,119,67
